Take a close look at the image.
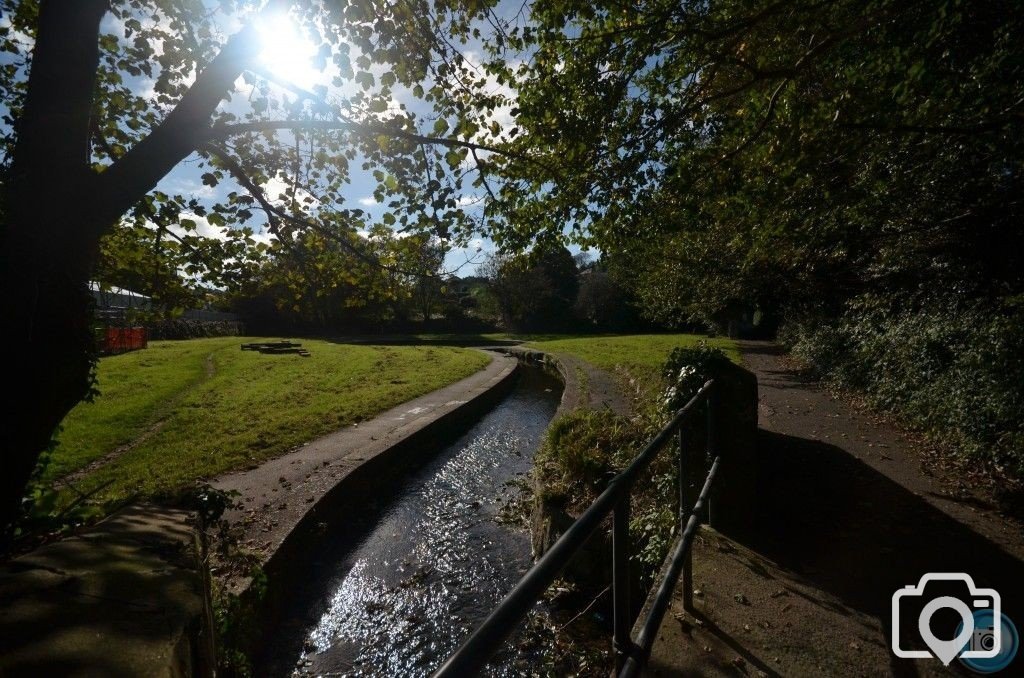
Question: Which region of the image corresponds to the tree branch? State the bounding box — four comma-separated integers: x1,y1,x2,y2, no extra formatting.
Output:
207,119,549,172
200,142,444,280
92,24,263,232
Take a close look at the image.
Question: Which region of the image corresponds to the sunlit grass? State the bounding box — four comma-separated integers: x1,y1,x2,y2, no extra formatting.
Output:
49,337,490,508
519,333,741,377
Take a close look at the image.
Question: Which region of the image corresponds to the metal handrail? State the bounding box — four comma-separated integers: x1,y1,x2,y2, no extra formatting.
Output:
434,379,720,677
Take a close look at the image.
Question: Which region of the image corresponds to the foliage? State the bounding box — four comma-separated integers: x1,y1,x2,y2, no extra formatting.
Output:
573,268,635,331
12,436,107,547
227,225,460,331
94,214,266,317
538,409,641,500
0,0,521,528
46,337,490,516
480,0,1024,485
480,241,580,331
187,483,264,677
488,0,1024,320
784,293,1024,484
149,318,243,339
661,343,731,412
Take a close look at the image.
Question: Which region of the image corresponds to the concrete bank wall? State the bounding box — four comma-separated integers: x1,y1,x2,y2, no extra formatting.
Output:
221,354,521,658
0,505,214,677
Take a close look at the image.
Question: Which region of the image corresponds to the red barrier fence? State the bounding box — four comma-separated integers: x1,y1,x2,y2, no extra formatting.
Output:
99,327,148,355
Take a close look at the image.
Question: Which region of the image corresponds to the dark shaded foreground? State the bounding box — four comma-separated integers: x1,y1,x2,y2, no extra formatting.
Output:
647,343,1023,677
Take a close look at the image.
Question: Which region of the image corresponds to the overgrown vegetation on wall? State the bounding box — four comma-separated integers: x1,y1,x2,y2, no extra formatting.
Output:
529,344,733,673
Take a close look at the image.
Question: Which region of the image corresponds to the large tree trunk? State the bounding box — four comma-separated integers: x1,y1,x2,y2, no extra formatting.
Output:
0,1,258,539
0,0,110,539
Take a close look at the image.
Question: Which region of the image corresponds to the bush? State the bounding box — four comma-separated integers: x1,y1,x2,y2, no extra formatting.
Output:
537,409,642,502
661,342,731,412
783,293,1024,482
148,319,243,340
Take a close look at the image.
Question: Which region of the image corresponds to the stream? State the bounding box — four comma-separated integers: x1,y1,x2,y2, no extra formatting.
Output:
265,366,563,677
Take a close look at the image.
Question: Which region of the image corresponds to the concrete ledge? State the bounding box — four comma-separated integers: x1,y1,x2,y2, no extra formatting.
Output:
0,505,214,678
214,352,518,595
211,352,520,664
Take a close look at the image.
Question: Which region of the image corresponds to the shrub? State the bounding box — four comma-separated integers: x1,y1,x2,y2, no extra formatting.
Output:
661,342,731,412
148,319,243,340
538,409,642,502
783,293,1024,483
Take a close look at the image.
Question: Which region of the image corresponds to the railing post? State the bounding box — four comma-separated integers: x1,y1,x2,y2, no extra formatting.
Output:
677,425,686,530
677,425,694,612
706,383,718,456
612,491,631,673
705,383,718,524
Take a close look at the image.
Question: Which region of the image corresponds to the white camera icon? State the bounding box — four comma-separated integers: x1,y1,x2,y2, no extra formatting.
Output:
892,573,1002,665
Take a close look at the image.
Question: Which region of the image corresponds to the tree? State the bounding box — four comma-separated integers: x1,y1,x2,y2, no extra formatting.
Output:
481,241,578,331
479,0,1024,477
574,266,633,331
395,232,448,326
0,0,517,535
485,0,1024,324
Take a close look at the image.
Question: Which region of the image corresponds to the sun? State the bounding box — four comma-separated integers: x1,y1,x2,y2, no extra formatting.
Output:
255,15,324,92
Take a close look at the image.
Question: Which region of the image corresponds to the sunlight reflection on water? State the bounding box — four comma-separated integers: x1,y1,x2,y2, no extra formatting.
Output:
291,368,561,677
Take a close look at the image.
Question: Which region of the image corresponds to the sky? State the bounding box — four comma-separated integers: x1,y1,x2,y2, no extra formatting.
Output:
0,1,594,278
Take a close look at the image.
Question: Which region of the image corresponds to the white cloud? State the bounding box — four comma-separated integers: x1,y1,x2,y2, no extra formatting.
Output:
358,196,379,207
263,174,318,206
461,51,519,142
166,177,216,200
168,212,226,241
152,212,275,248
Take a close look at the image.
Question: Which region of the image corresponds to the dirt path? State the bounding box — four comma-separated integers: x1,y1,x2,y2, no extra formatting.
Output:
648,341,1024,676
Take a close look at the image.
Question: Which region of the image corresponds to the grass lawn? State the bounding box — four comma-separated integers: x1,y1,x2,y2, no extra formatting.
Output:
518,333,740,378
48,337,489,510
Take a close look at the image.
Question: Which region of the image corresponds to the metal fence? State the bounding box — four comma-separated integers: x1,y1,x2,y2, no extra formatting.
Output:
434,379,721,676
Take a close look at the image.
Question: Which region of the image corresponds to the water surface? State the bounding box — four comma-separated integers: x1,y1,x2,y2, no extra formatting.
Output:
269,367,562,677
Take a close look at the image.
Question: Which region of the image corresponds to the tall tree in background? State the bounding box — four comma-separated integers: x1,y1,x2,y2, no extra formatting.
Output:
481,241,578,331
0,0,516,535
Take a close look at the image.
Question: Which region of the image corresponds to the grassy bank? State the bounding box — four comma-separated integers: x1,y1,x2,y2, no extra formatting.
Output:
510,335,740,674
46,337,490,511
520,333,739,390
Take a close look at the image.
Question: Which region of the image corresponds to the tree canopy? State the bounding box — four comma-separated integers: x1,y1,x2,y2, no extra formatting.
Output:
2,0,1023,532
482,0,1022,325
